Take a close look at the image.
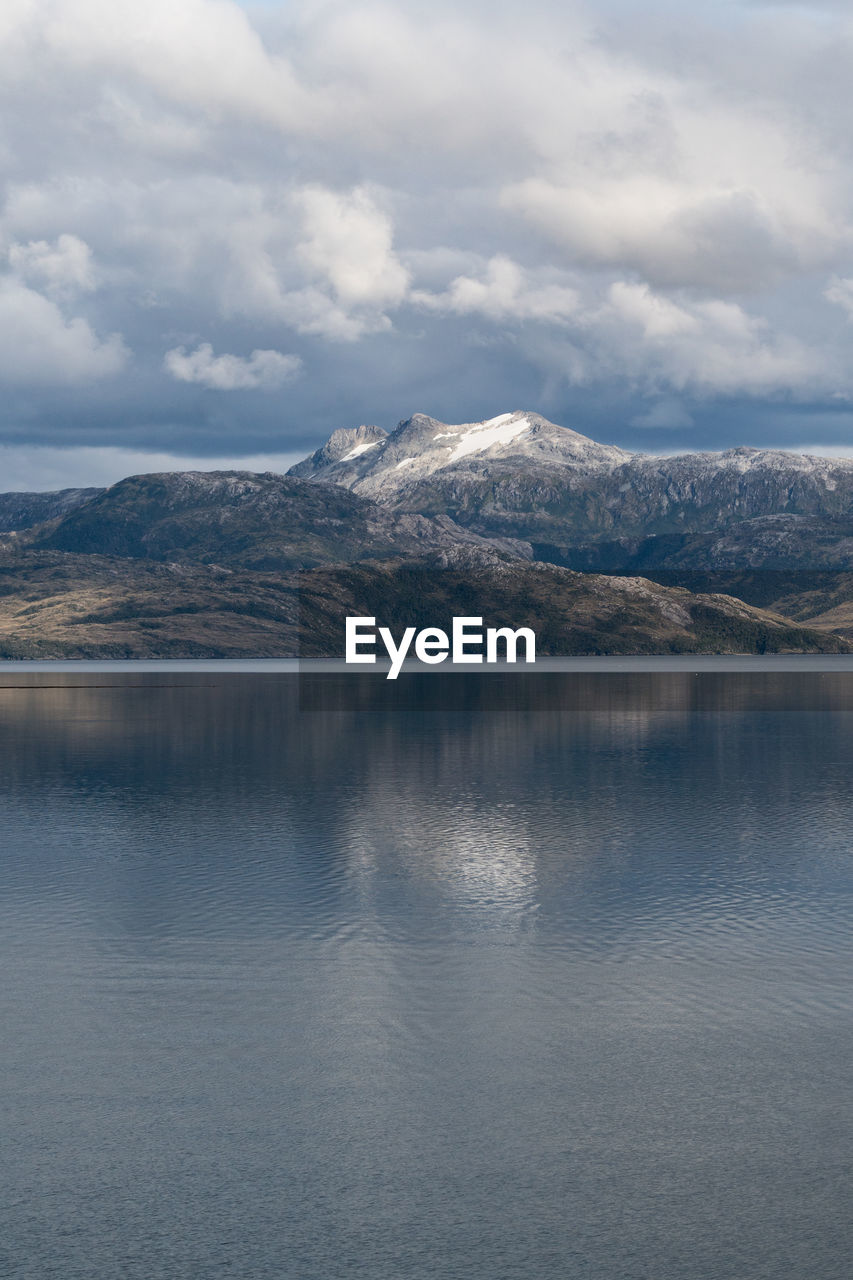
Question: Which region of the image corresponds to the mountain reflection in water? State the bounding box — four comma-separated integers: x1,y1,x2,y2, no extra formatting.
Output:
1,671,851,1280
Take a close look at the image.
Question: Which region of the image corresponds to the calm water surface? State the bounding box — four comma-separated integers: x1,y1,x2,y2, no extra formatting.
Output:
1,672,851,1279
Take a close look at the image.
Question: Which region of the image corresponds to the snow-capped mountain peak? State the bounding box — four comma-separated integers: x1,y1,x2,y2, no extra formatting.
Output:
288,410,631,498
287,410,853,550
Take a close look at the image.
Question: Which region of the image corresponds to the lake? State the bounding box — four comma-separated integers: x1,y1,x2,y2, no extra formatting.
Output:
1,668,851,1279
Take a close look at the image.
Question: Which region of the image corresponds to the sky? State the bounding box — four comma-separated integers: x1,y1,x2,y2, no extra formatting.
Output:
4,0,853,488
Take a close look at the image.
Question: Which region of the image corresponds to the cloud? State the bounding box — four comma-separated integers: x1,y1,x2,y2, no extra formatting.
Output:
28,0,313,133
825,276,853,320
416,269,832,400
268,184,413,339
1,0,853,462
0,277,127,384
587,282,829,397
164,343,302,390
630,399,694,430
8,233,95,296
501,159,839,295
295,186,409,308
413,255,580,322
60,177,410,343
0,443,308,491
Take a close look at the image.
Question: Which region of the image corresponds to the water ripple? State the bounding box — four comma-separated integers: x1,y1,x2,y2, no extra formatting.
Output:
2,674,852,1279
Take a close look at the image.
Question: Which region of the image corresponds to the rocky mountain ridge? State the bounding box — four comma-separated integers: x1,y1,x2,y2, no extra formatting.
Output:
0,487,102,533
25,470,529,569
1,413,852,656
289,411,853,551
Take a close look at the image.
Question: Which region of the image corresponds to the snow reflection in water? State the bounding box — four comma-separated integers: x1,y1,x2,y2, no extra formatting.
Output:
0,671,851,1280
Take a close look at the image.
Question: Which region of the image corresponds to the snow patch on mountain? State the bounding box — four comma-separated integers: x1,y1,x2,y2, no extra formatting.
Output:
445,414,533,461
287,411,853,553
288,410,632,500
341,440,380,462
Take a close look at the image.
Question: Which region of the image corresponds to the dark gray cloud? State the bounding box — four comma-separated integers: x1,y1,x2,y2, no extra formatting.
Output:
2,0,853,487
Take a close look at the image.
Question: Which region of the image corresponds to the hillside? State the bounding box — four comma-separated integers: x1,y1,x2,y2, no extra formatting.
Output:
0,543,843,659
28,470,524,569
0,487,102,533
296,549,847,658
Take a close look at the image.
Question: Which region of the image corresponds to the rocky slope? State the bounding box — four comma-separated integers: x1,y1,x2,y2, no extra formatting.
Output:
27,470,526,569
0,487,102,532
534,514,853,574
297,548,847,658
0,550,298,658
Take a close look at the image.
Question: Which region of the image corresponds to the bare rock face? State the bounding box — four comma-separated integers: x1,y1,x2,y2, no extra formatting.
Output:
289,423,388,475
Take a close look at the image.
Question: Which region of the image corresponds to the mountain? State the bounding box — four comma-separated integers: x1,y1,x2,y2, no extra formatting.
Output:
289,411,853,552
289,411,630,537
28,470,526,569
0,544,843,659
531,513,853,613
288,411,627,498
0,424,851,658
0,487,103,533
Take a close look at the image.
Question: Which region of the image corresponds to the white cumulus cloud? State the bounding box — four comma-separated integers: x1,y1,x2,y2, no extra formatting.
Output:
0,277,127,383
588,282,829,397
413,255,580,322
164,342,303,390
28,0,313,133
295,185,410,309
8,233,96,296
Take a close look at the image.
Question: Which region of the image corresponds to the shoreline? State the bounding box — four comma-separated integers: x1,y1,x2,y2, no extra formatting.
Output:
4,654,853,674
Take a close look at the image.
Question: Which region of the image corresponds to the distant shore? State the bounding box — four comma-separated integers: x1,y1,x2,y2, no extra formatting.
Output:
5,654,853,674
